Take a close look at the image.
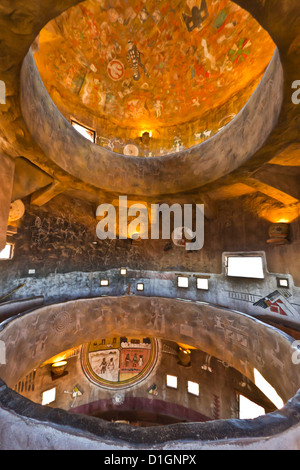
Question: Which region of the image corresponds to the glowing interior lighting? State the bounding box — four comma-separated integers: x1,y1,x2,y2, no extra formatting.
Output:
71,121,95,143
120,268,127,275
0,244,13,260
226,256,264,279
239,395,265,419
276,219,290,224
100,279,109,286
136,283,144,291
140,130,152,138
42,388,56,406
254,368,284,409
179,347,191,355
52,361,67,368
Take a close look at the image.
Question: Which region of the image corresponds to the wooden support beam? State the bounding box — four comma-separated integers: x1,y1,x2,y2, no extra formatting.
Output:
250,165,300,202
242,177,299,205
30,181,63,207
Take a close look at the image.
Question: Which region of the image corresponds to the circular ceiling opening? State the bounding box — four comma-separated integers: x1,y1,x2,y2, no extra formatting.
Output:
33,0,275,157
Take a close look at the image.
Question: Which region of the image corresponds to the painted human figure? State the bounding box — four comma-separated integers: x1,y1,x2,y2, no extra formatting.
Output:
132,353,138,368
100,357,107,374
107,357,115,371
182,1,209,32
153,99,163,118
126,40,149,81
125,353,130,367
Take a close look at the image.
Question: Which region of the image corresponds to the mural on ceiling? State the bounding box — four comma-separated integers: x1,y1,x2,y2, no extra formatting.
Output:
81,336,159,389
34,0,275,156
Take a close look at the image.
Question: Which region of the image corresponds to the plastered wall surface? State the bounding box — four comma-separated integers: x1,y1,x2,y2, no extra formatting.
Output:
0,0,299,451
15,342,275,424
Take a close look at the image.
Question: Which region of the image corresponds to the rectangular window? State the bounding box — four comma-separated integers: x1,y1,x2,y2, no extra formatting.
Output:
226,255,264,279
71,120,96,143
197,278,209,290
120,268,127,275
187,381,199,396
166,374,178,389
277,278,289,288
137,283,144,291
254,368,284,409
177,276,189,288
239,394,265,419
42,387,56,406
100,279,109,286
0,243,14,260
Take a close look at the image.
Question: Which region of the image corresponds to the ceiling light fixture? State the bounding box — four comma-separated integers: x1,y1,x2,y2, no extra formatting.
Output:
178,346,192,367
140,131,152,146
51,360,68,379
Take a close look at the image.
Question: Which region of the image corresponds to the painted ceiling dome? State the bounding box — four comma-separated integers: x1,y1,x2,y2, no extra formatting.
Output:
34,0,275,156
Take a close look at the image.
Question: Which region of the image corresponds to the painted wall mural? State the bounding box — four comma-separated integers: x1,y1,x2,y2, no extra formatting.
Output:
81,336,159,389
253,290,299,318
34,0,275,156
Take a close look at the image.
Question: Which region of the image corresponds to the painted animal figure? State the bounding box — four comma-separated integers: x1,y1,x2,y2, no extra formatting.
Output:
126,40,149,81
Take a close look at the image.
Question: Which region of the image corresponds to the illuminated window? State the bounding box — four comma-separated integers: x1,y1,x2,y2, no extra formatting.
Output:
71,120,96,143
239,395,265,419
226,255,264,279
100,279,109,286
42,387,56,406
177,276,189,288
120,268,127,276
254,368,284,409
0,243,14,260
137,283,144,291
197,278,209,290
277,278,289,288
188,381,199,396
166,375,178,389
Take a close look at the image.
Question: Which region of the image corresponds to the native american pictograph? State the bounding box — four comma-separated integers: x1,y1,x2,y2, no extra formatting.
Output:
126,40,149,81
81,336,158,389
253,290,299,318
182,0,209,32
34,0,275,155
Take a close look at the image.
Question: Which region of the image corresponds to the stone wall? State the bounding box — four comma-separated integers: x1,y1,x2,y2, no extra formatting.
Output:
1,192,300,280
